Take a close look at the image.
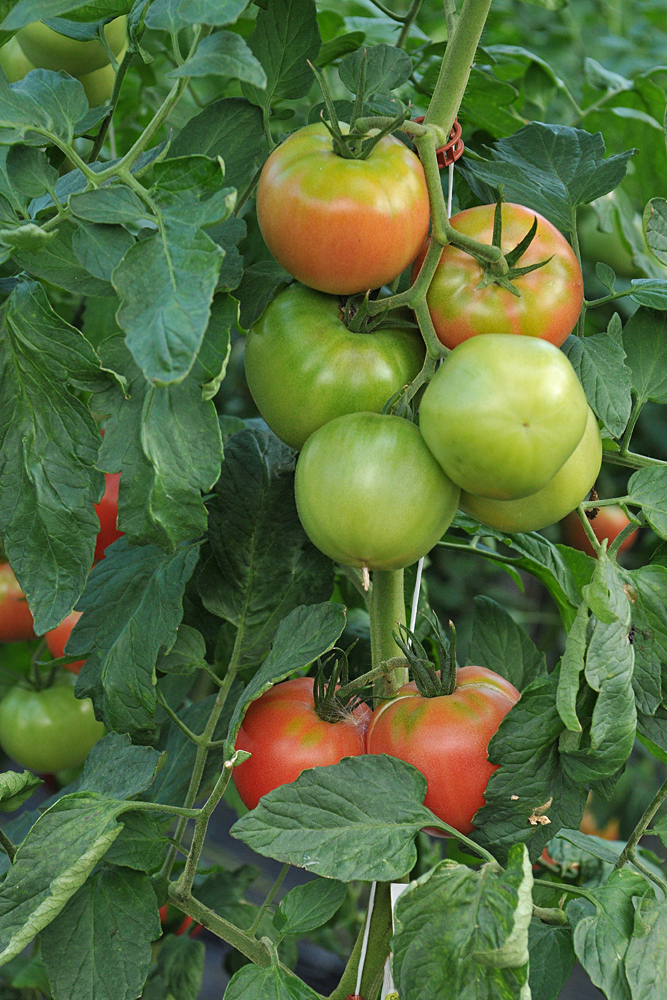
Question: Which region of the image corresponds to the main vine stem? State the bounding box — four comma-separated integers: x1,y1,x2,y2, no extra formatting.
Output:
369,569,406,699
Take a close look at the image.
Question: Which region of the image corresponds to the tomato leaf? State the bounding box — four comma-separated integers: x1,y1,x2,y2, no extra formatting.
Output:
199,427,333,670
562,332,632,438
1,0,130,31
224,602,347,756
71,221,135,282
627,465,667,539
5,144,58,198
231,754,436,882
69,186,147,225
623,307,667,406
458,121,634,235
156,624,207,675
235,259,293,329
225,962,321,1000
468,595,547,689
168,31,267,87
145,0,247,31
392,846,532,1000
71,539,200,741
528,921,576,1000
273,879,347,938
619,563,667,715
339,43,412,96
104,812,166,872
240,0,321,112
0,771,42,813
40,867,161,1000
76,732,164,800
0,67,89,144
556,601,589,733
629,278,667,310
146,935,205,1000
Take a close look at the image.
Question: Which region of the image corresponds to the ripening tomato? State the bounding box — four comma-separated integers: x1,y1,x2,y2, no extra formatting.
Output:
233,677,371,810
0,562,35,643
94,472,122,560
257,123,430,295
366,666,520,834
0,677,105,773
45,610,84,674
419,334,589,500
460,406,602,533
562,504,639,557
245,284,425,450
413,203,583,350
295,413,460,571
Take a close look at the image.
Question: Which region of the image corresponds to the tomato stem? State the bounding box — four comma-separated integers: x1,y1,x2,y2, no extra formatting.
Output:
574,504,603,555
613,773,667,892
369,570,406,701
248,863,290,937
326,882,393,1000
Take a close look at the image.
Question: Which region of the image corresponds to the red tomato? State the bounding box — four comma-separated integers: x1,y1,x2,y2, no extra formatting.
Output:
45,610,84,674
234,677,371,810
257,123,430,295
94,472,122,561
366,666,520,834
562,504,638,556
159,904,201,937
0,563,35,642
413,203,583,350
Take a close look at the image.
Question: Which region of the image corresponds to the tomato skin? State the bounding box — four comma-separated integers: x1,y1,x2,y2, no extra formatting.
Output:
245,284,425,450
0,562,35,643
45,610,84,674
413,203,583,349
295,412,460,571
257,123,430,295
562,504,638,557
460,406,602,533
233,677,371,810
419,334,589,500
16,18,127,77
0,678,105,773
159,904,201,937
94,472,122,560
366,666,520,834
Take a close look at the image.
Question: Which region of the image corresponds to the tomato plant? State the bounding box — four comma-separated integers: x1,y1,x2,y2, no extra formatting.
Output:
0,678,105,773
44,610,84,673
460,406,602,533
419,333,589,500
244,283,425,450
0,563,35,643
413,203,583,350
257,122,430,295
367,666,520,834
234,676,370,810
562,503,639,556
295,412,459,570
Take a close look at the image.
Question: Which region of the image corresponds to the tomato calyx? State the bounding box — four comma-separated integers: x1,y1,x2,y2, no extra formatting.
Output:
394,612,458,698
312,648,365,723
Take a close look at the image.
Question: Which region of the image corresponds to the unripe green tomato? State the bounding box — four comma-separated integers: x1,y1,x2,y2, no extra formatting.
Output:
419,335,588,500
245,284,425,450
0,35,35,81
0,678,105,773
460,406,602,533
16,17,126,76
295,412,460,571
79,54,123,105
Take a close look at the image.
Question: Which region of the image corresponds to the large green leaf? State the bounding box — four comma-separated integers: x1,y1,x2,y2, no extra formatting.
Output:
225,963,321,1000
241,0,321,111
468,595,546,689
170,98,268,192
562,333,632,438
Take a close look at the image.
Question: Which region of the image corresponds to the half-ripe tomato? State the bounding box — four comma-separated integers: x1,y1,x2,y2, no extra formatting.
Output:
295,413,459,571
234,677,371,810
562,503,639,557
413,203,583,349
245,284,425,450
366,666,520,834
94,472,122,560
0,677,105,773
257,123,430,295
419,334,589,500
0,562,35,643
45,610,84,674
460,406,602,533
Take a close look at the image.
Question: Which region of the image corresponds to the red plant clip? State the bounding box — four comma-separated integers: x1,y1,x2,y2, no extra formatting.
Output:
346,996,365,1000
412,116,464,169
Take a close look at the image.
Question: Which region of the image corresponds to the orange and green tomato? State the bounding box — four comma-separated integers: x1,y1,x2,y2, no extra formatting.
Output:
0,562,35,643
45,610,84,674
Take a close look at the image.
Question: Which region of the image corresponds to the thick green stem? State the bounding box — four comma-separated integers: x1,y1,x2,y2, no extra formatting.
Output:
620,397,643,456
423,0,493,135
614,775,667,876
533,905,567,925
327,883,393,1000
0,829,16,863
397,0,424,47
602,450,666,470
370,570,406,699
575,505,602,556
88,48,135,163
168,889,273,966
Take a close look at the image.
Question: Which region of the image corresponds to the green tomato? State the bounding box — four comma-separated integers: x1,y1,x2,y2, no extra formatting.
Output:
16,17,126,76
460,406,602,533
79,58,119,106
295,412,460,571
419,334,588,500
245,284,425,450
0,678,105,773
0,35,35,82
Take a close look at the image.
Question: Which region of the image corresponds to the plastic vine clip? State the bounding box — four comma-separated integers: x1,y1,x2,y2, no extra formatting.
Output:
346,995,366,1000
412,116,464,168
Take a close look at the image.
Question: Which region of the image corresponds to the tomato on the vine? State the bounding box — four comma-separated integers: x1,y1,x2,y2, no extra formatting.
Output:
45,610,84,674
366,666,520,834
0,677,105,773
233,677,370,810
295,412,459,571
460,406,602,533
0,562,35,643
413,203,583,350
245,284,425,450
419,334,589,500
159,904,201,937
257,122,430,295
562,503,638,556
94,472,122,560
